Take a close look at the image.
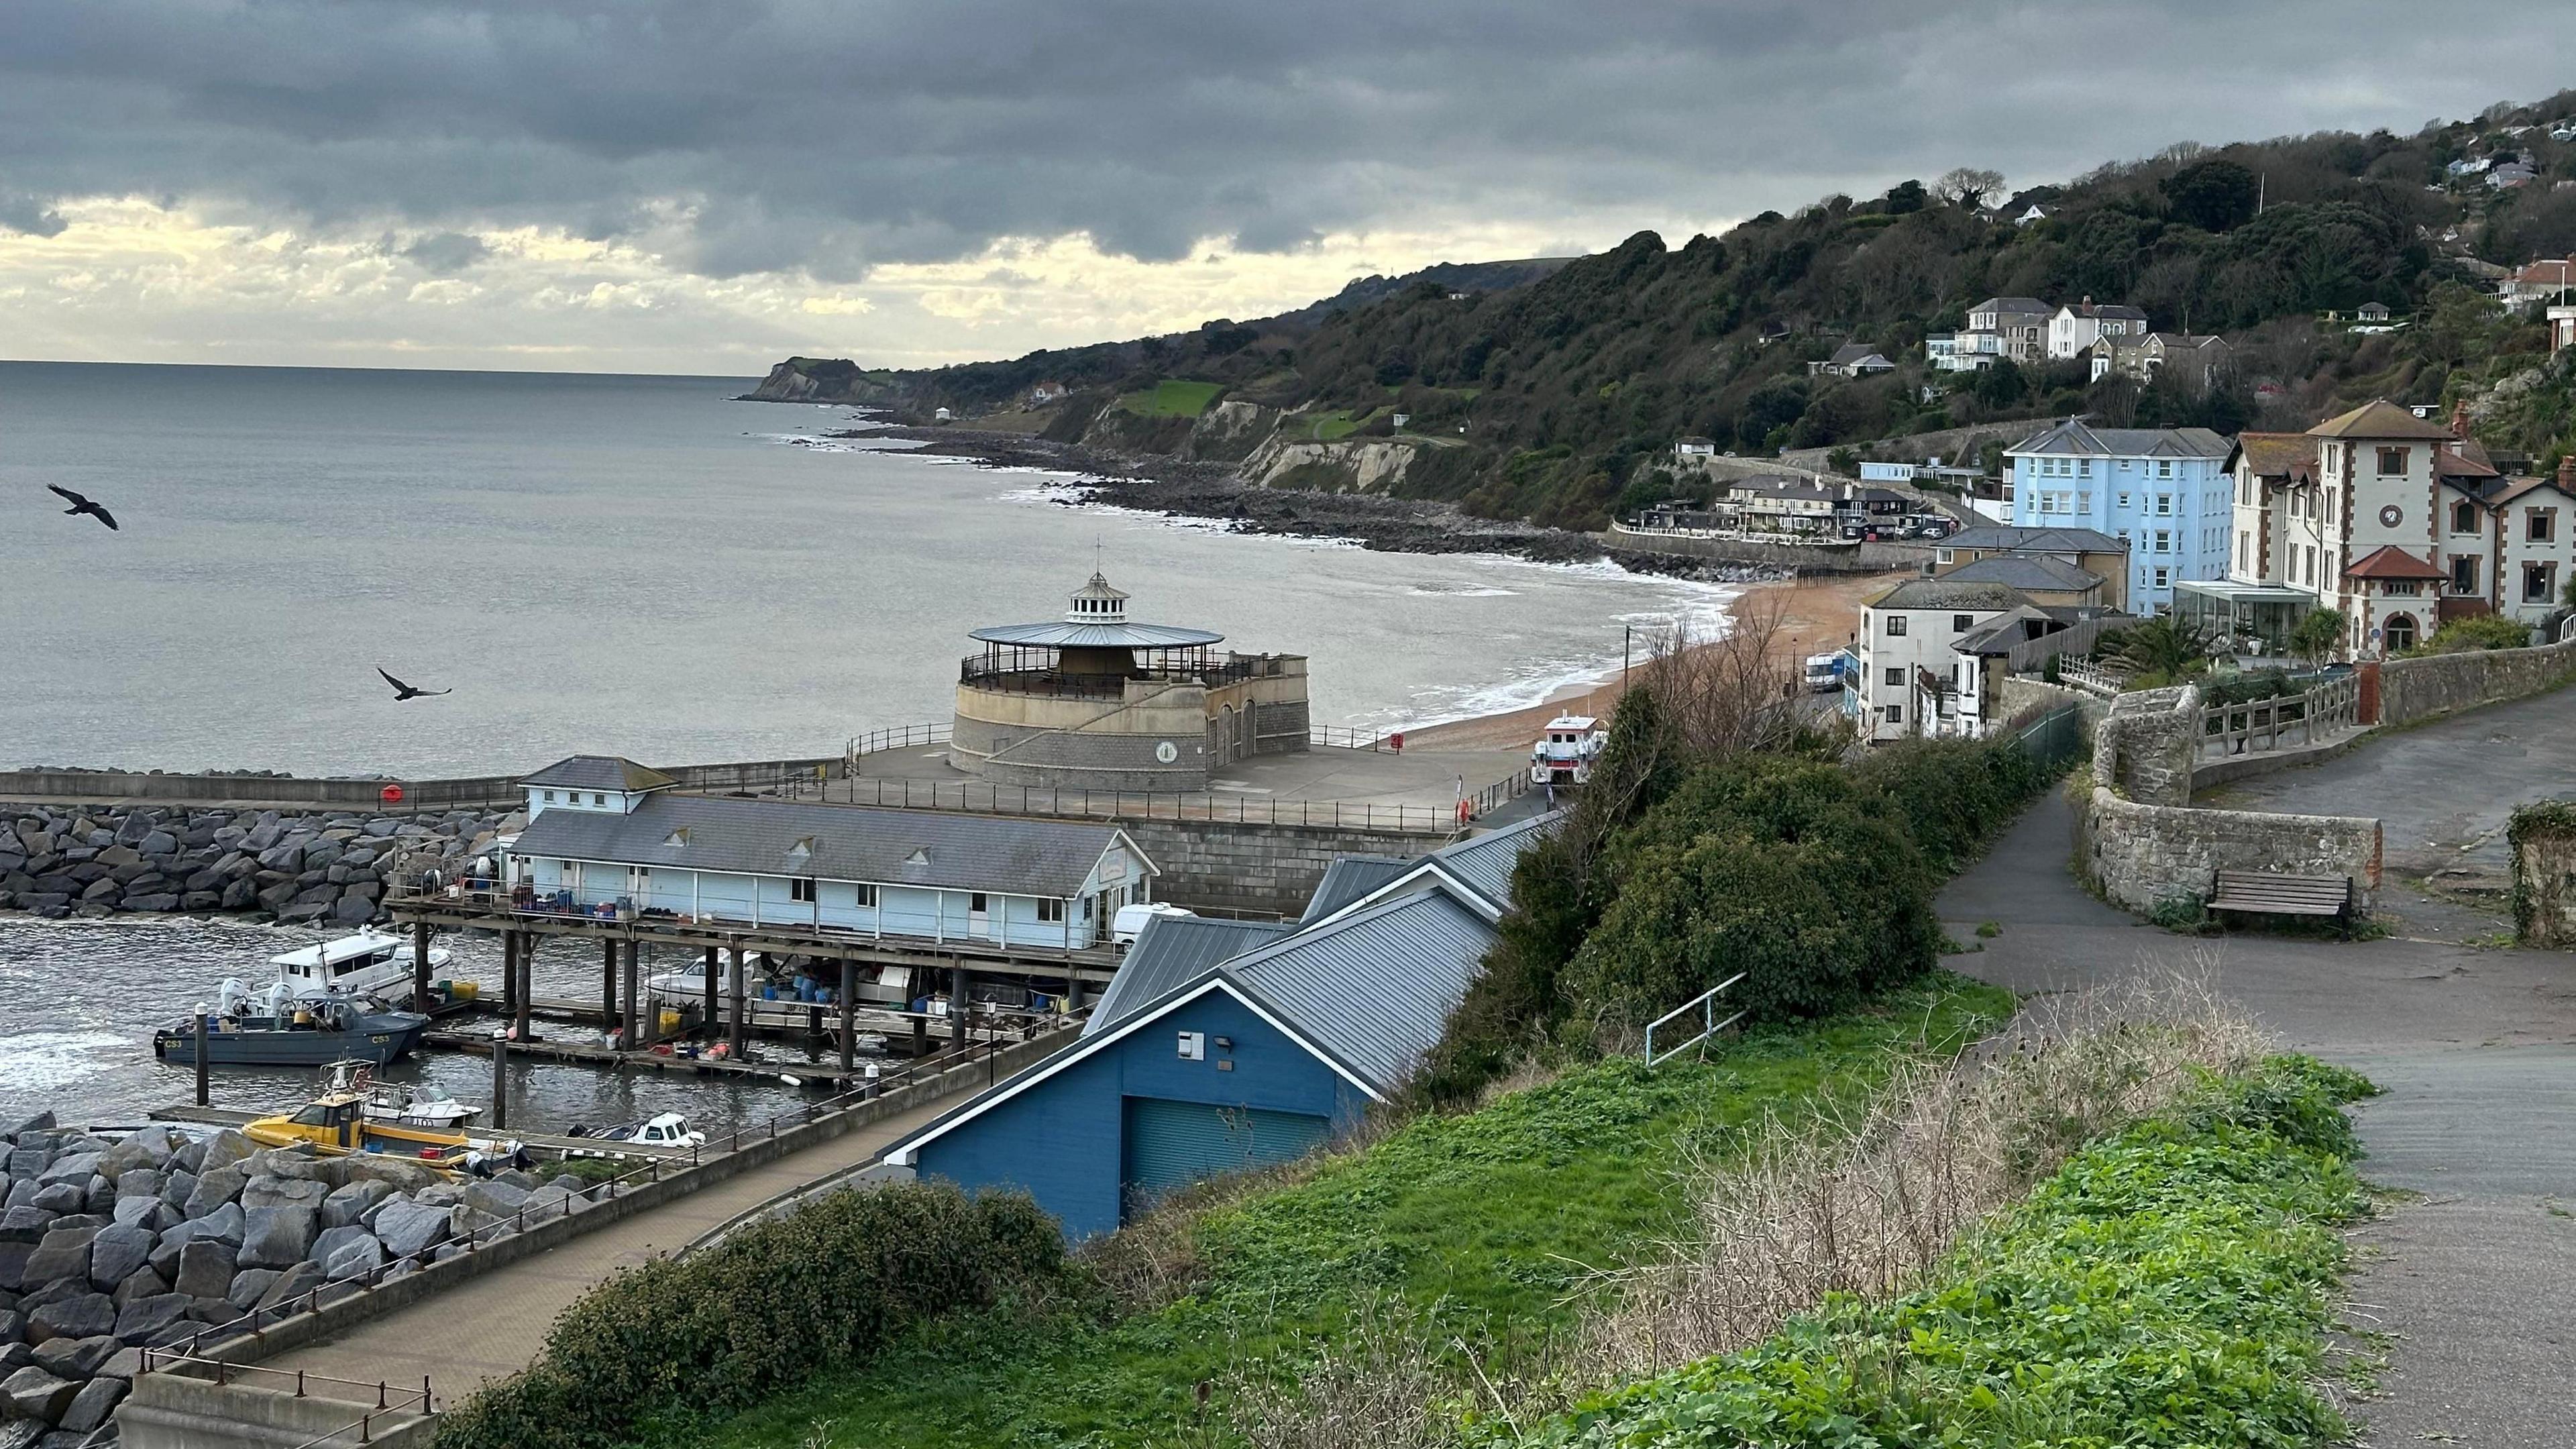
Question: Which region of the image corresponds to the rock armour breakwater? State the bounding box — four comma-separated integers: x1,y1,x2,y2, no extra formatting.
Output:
1,805,516,926
0,1114,603,1438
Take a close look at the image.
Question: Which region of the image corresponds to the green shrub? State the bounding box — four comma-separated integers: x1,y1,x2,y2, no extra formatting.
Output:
1847,736,2048,876
434,1183,1077,1449
1519,1056,2373,1448
2410,612,2534,654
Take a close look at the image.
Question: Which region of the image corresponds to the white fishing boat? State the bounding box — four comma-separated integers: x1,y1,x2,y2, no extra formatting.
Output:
1530,714,1608,788
272,928,452,1002
319,1060,480,1130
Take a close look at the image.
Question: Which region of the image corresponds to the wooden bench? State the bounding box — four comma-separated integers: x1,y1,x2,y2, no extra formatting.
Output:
2208,870,2357,937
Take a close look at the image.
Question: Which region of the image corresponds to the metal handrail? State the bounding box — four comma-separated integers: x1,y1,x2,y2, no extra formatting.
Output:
823,770,1531,833
1642,973,1748,1066
138,1349,434,1434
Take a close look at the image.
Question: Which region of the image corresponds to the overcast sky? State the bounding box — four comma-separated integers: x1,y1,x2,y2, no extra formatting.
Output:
0,1,2561,376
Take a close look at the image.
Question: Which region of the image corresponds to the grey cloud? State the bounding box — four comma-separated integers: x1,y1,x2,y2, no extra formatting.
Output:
401,231,490,274
0,192,67,237
0,0,2565,280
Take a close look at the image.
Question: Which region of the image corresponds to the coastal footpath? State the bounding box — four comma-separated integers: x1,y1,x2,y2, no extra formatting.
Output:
1,805,514,926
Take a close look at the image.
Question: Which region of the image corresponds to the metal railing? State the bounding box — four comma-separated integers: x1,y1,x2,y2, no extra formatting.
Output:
820,769,1532,833
2054,659,2133,698
2010,703,2089,774
847,722,953,759
2196,676,2358,761
137,1349,433,1436
171,1019,1072,1361
390,882,1122,961
1643,973,1747,1066
1307,725,1393,751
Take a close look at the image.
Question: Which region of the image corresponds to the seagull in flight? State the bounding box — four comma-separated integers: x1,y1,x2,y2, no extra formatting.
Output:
46,486,118,531
377,667,453,702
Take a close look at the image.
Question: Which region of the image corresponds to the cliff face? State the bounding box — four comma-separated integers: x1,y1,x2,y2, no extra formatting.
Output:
741,357,892,404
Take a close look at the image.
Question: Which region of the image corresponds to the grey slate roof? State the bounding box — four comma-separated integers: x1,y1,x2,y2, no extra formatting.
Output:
519,755,678,792
2004,420,2231,460
509,792,1138,898
1969,296,2051,315
1941,525,2126,553
1212,889,1498,1093
1941,554,2102,592
1085,916,1293,1037
1301,855,1415,924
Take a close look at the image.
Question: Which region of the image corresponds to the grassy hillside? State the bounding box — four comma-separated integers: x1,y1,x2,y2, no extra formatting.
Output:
842,90,2576,529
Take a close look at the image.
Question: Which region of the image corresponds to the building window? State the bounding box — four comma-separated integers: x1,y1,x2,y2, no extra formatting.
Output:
2451,556,2480,594
790,877,815,903
2527,562,2560,603
1885,615,1908,636
2453,501,2479,534
1038,898,1066,924
1952,614,1974,632
2237,534,2249,573
2153,530,2171,553
1883,704,1903,724
2076,492,2092,513
2118,492,2131,509
2376,446,2407,476
2153,566,2171,588
542,790,555,804
969,892,989,913
2529,509,2558,543
2155,494,2174,515
2155,460,2174,479
2304,545,2316,585
593,793,607,807
1884,667,1906,687
854,883,877,908
2382,581,2420,597
2383,612,2418,651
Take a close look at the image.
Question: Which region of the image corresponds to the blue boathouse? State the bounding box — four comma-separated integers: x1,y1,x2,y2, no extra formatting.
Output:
883,813,1558,1239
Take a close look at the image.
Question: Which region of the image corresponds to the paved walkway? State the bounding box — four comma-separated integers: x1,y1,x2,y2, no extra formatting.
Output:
265,1095,954,1405
1941,792,2576,1448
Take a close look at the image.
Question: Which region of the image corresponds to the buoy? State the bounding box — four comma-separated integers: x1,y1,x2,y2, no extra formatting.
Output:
380,784,405,805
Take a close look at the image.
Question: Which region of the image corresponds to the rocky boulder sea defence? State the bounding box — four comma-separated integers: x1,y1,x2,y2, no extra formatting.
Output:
0,805,516,925
0,1114,600,1440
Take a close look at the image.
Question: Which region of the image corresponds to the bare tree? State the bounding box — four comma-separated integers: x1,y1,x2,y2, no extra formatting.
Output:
1935,167,2006,211
1629,592,1805,758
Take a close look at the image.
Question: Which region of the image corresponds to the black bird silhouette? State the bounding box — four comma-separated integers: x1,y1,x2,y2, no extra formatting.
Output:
377,667,452,702
46,485,118,531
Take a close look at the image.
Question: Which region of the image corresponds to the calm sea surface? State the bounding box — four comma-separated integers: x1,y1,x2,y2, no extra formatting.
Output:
0,360,1731,1128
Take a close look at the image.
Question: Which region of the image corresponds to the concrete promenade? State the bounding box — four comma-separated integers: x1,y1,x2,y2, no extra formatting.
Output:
1943,790,2576,1448
263,1095,954,1404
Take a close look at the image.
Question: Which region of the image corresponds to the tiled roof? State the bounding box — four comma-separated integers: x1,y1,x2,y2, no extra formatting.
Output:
2491,473,2576,506
1868,579,2031,612
2231,432,2313,480
1941,554,2102,592
519,755,678,792
1941,525,2126,553
2343,545,2447,581
509,792,1138,898
1969,296,2051,315
2434,447,2500,480
2006,419,2232,460
2308,399,2453,440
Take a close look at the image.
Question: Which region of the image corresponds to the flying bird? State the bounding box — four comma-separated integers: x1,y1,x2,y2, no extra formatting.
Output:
46,486,118,531
377,667,452,702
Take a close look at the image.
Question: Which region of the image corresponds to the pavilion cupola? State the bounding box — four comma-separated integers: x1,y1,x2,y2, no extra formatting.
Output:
1067,572,1130,624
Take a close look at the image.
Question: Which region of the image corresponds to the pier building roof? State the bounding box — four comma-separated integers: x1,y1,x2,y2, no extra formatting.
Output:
518,755,678,793
969,571,1225,650
509,790,1149,900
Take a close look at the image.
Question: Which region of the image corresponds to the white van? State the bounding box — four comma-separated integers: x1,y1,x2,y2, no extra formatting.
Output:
1113,902,1196,947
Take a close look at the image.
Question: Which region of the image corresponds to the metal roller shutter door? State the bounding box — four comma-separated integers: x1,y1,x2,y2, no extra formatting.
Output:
1120,1096,1332,1221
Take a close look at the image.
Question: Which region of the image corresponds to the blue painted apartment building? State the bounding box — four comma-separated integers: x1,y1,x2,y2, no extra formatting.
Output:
506,755,1156,949
2004,421,2234,614
883,814,1560,1239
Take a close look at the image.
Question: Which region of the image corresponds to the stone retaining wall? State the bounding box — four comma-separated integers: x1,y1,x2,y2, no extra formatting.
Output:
2377,637,2576,726
0,755,845,812
1599,525,1928,575
1124,818,1445,915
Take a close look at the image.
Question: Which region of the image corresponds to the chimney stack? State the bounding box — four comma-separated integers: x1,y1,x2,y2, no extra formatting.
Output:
2559,454,2575,489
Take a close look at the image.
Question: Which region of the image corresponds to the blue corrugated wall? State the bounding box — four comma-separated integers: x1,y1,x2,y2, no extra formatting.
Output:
910,989,1373,1240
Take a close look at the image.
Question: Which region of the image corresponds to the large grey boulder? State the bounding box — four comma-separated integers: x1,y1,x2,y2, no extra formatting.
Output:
236,1207,315,1271
109,1197,171,1235
321,1234,384,1281
0,1312,18,1346
85,1225,152,1291
112,1167,163,1201
254,843,303,873
56,1377,125,1436
158,1169,195,1211
0,1210,48,1246
318,1180,392,1232
1,1366,76,1424
239,1176,328,1213
111,1295,191,1346
95,1133,174,1181
0,1243,33,1294
29,1156,99,1191
195,1203,244,1248
223,1270,277,1312
172,1241,234,1301
196,1132,256,1177
182,1164,247,1218
251,1263,324,1316
28,1334,116,1381
456,1179,530,1219
304,1224,372,1269
109,1268,169,1307
22,1294,112,1346
329,895,378,924
19,1229,93,1287
370,1200,450,1260
340,1157,444,1194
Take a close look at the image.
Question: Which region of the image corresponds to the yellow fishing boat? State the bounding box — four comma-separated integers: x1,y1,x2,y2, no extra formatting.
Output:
241,1090,525,1175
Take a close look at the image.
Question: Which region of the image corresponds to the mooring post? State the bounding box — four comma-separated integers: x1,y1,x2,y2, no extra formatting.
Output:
194,1012,210,1107
491,1036,508,1130
622,939,641,1048
500,930,518,1024
727,946,746,1057
701,946,719,1039
951,961,969,1051
513,932,533,1041
412,922,432,1011
838,959,857,1073
601,938,617,1028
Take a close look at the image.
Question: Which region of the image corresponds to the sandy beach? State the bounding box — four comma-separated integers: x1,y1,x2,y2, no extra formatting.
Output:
1404,569,1900,751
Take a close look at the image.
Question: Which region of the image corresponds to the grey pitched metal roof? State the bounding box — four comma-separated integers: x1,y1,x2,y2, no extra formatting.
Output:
2005,420,2231,460
1942,525,2126,553
1301,855,1415,924
1941,554,2102,592
519,755,678,792
1212,890,1499,1093
1084,916,1293,1037
508,792,1138,898
1420,812,1559,910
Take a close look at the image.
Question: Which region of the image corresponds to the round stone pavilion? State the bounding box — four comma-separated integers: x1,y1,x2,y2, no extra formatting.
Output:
951,573,1309,791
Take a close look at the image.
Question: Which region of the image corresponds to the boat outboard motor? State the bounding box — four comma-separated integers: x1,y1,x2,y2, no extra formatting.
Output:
218,979,251,1017
266,981,296,1021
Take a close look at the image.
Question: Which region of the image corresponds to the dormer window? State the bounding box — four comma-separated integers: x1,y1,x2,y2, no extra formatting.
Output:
786,837,815,869
905,848,929,866
663,827,690,847
593,793,608,807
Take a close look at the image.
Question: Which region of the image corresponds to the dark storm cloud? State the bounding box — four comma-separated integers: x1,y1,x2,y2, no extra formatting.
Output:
0,0,2561,275
400,231,490,274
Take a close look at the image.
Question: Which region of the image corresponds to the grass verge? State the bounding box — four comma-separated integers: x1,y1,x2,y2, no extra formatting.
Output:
1118,379,1226,417
668,977,2015,1449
